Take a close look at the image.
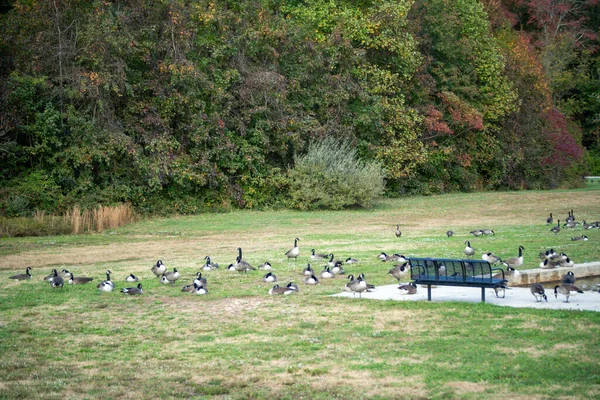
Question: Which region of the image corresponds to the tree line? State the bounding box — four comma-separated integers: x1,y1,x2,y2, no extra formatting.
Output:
1,0,598,216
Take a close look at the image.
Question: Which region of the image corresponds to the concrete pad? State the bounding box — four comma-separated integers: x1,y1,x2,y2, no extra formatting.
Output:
331,283,600,312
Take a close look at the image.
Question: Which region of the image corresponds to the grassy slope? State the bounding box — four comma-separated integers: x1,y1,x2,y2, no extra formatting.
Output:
1,189,599,399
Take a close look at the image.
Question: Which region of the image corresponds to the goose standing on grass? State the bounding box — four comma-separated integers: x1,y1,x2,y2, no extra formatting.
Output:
305,274,320,285
481,229,495,235
503,246,525,269
546,213,553,224
125,274,139,283
151,260,167,277
554,284,583,303
68,273,93,285
121,283,143,295
10,267,32,281
446,230,455,237
234,247,255,273
530,283,547,302
310,249,328,261
464,241,475,258
388,263,410,284
51,269,64,290
470,230,484,237
285,238,300,264
551,220,561,234
97,270,115,292
263,271,277,283
395,225,402,238
398,282,417,295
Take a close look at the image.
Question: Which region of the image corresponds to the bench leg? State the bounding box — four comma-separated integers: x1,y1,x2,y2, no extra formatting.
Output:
481,287,485,303
427,285,432,301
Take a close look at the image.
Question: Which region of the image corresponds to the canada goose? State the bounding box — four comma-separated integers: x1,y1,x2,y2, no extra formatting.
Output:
539,259,558,269
160,275,172,284
344,274,369,298
561,271,576,285
550,220,561,234
505,266,521,281
163,268,181,283
68,273,93,285
357,273,376,291
121,283,143,295
193,272,207,287
546,213,553,224
446,230,455,237
303,263,314,276
10,267,32,281
377,252,407,263
559,257,575,268
233,248,255,273
125,274,139,282
269,284,295,295
50,270,64,290
305,274,320,285
331,261,345,275
97,270,115,292
285,238,300,263
181,283,195,292
388,263,410,284
43,270,55,282
320,266,335,279
481,229,495,235
530,283,547,302
151,260,167,277
202,256,219,271
193,282,208,295
571,235,588,241
398,282,417,294
502,246,524,269
395,225,402,238
492,282,508,298
310,249,328,261
286,282,299,292
345,257,359,264
263,271,277,283
327,253,343,267
470,230,484,237
464,241,475,258
226,263,236,271
258,262,273,270
482,252,502,264
565,209,575,223
563,220,579,229
554,284,583,302
59,269,71,279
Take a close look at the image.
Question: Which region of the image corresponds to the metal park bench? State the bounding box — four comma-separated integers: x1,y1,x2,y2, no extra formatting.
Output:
408,257,508,302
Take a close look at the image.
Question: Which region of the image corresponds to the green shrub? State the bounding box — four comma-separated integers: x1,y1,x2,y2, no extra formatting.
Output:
288,137,385,210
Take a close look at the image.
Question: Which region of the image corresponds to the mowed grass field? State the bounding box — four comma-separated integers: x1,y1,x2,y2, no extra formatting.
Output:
1,189,600,399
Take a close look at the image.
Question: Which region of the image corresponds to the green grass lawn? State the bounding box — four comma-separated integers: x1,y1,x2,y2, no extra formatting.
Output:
1,189,600,399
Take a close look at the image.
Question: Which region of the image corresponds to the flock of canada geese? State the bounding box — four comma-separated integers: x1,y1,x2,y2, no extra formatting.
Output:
8,209,598,303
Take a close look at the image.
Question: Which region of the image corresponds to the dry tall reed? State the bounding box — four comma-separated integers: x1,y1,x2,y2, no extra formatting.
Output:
65,204,135,233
